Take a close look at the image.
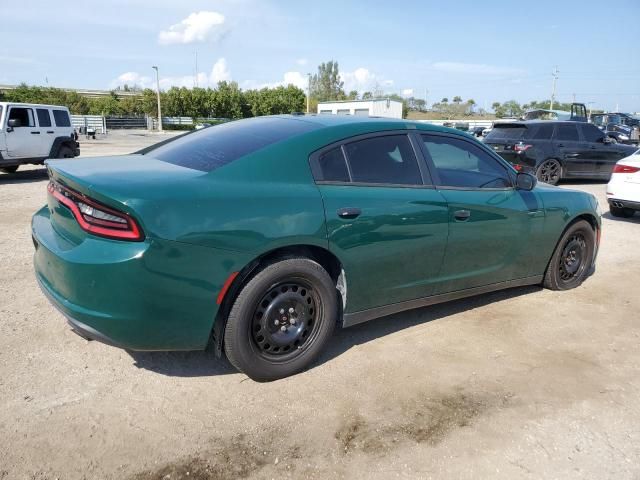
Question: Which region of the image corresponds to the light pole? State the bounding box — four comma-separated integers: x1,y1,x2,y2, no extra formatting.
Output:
306,73,311,114
152,66,163,132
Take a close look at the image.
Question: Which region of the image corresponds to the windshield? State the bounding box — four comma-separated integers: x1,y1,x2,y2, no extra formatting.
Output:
147,116,319,172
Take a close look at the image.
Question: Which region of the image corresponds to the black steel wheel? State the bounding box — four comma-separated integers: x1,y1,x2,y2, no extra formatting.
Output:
224,257,337,381
536,159,562,185
543,220,595,290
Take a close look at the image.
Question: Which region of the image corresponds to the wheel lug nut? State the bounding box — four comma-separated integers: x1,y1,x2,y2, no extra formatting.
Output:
288,307,295,314
274,319,279,326
290,318,296,325
280,325,287,332
279,308,285,314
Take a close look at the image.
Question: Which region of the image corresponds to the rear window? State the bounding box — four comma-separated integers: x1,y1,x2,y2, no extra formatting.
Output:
148,117,318,172
485,126,526,141
52,109,71,127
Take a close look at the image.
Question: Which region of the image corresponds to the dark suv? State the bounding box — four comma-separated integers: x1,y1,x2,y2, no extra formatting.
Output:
484,121,637,184
590,113,640,145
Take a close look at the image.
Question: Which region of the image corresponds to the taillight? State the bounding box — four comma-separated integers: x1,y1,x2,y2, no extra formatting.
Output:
514,143,533,152
612,164,640,174
512,164,523,171
48,180,144,241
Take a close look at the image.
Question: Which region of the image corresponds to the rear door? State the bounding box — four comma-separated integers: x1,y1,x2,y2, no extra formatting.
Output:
579,123,621,177
553,123,596,176
420,133,543,293
5,106,41,158
311,132,450,313
35,108,55,156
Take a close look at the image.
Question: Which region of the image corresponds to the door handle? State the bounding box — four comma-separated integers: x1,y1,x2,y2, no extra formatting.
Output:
557,144,565,147
337,207,361,219
46,130,54,134
454,209,471,221
31,131,41,134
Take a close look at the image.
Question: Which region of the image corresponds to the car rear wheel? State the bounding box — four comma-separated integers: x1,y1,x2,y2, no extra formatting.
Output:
609,205,635,218
224,257,338,381
0,166,19,174
57,146,74,158
536,159,562,185
543,220,595,290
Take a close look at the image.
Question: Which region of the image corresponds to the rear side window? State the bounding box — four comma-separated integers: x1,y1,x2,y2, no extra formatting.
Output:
52,110,71,127
312,147,350,182
555,124,579,141
37,109,52,127
422,134,511,189
532,124,554,140
485,126,526,141
344,135,422,185
149,117,319,172
581,124,605,143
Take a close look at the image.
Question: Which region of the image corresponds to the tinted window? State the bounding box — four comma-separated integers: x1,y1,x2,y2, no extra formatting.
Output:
581,124,605,143
422,135,511,189
37,109,52,127
149,117,318,172
313,147,350,182
52,110,71,127
344,135,422,185
532,124,554,140
555,124,579,141
8,107,34,127
485,126,526,140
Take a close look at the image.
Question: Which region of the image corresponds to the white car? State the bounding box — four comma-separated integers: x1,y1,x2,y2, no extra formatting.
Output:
0,102,79,174
606,148,640,218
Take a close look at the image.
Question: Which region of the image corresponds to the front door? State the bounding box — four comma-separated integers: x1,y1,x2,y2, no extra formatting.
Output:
310,133,450,313
5,106,41,158
553,123,597,177
419,133,542,293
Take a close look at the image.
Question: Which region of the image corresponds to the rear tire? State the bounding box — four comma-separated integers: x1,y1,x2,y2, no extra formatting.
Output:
536,159,562,185
543,220,595,290
0,166,19,174
57,146,74,158
610,205,635,218
224,257,337,381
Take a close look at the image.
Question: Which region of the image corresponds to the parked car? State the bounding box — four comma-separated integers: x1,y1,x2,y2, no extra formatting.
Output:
590,113,640,145
33,115,601,381
484,120,637,184
606,148,640,218
0,102,79,173
471,126,484,137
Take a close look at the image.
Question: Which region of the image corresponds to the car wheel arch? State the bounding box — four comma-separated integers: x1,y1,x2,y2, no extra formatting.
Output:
210,244,345,357
542,213,599,279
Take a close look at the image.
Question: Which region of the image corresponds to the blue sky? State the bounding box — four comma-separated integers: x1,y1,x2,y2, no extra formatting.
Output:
2,0,639,111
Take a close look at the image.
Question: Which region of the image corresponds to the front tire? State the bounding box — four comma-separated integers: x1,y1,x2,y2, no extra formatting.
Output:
543,220,595,290
536,159,562,185
609,205,635,218
0,166,19,174
57,145,74,158
224,258,338,381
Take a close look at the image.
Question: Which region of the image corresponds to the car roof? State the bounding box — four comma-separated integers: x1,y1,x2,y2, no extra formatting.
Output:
0,102,70,109
493,120,589,127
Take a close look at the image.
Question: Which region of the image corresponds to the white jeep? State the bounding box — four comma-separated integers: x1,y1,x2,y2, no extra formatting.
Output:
0,102,80,173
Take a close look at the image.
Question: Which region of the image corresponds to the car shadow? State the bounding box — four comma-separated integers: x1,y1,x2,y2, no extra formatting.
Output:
0,167,48,184
602,211,640,223
128,285,541,379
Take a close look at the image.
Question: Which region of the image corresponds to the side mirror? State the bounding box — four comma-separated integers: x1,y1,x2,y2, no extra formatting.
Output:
516,172,537,191
7,119,21,128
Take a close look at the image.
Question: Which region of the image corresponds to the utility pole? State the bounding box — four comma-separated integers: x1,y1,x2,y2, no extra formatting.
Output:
306,73,311,114
550,66,559,111
194,51,199,88
424,88,429,110
152,66,163,132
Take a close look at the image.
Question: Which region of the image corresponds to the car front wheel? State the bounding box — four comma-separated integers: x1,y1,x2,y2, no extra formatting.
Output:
543,220,595,290
224,257,338,381
536,159,562,185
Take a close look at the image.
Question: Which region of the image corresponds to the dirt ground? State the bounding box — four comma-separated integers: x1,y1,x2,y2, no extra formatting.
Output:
1,131,639,479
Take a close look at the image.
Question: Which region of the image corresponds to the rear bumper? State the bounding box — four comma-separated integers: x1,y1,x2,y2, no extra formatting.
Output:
32,205,248,351
607,198,640,211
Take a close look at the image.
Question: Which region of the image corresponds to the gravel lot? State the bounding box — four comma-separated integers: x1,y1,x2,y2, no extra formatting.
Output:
1,130,639,479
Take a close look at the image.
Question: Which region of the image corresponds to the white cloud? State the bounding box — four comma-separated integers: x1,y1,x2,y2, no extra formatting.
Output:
296,58,308,66
158,11,226,45
432,62,525,76
110,57,232,90
341,67,394,93
402,88,414,97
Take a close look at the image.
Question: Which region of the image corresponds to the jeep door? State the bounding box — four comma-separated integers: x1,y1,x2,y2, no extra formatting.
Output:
311,132,449,314
5,106,42,158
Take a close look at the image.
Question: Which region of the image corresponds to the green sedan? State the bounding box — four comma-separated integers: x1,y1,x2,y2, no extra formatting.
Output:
32,115,601,381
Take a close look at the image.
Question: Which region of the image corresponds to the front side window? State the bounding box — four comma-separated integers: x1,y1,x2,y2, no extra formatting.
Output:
422,134,511,189
581,124,605,143
555,124,579,141
52,110,71,127
344,135,422,185
8,107,35,127
37,109,52,127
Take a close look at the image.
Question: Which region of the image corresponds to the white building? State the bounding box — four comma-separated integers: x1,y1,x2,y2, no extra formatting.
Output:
317,99,403,119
